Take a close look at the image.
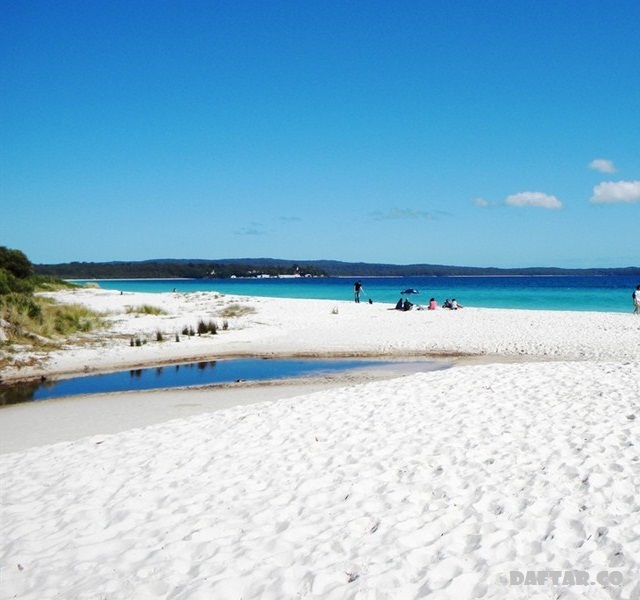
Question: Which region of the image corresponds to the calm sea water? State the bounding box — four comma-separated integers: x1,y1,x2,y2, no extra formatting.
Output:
74,275,640,313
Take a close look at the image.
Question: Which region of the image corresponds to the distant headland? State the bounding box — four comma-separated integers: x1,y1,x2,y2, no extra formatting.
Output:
34,258,640,279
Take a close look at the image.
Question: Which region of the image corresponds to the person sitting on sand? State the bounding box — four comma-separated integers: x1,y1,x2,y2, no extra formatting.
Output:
443,299,452,309
428,298,438,310
634,284,640,315
395,298,404,310
451,298,463,310
403,298,413,311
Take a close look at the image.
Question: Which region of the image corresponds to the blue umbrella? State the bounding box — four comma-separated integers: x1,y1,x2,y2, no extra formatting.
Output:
401,288,419,295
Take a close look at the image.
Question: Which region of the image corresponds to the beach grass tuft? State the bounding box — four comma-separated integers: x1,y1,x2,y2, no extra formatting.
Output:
1,248,106,353
1,294,106,345
218,304,255,318
197,319,218,335
125,305,167,316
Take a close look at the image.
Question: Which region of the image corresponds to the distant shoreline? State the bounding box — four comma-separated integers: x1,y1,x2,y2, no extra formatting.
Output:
68,277,193,282
71,273,636,281
37,257,640,281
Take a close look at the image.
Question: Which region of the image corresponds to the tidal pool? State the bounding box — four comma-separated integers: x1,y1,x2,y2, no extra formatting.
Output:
0,358,443,405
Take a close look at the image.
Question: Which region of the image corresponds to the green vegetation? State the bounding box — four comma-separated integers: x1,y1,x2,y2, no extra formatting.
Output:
33,256,639,278
197,319,218,335
125,304,167,315
36,297,104,336
0,247,105,351
35,259,329,279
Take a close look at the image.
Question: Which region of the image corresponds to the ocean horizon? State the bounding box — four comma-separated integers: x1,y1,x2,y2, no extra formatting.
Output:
72,274,640,314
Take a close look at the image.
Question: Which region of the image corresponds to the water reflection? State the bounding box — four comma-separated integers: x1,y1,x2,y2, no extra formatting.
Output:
0,380,40,405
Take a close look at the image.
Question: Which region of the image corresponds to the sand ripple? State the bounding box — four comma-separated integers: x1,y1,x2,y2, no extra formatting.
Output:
2,360,639,599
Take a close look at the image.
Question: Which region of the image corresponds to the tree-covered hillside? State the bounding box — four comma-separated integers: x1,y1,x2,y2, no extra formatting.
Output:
34,257,640,279
35,260,328,279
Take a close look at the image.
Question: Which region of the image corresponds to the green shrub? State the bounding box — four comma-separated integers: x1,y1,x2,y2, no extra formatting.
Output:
0,247,33,280
0,270,34,295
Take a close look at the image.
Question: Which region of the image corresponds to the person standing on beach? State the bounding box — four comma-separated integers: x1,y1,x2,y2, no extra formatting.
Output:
354,281,363,303
633,285,640,315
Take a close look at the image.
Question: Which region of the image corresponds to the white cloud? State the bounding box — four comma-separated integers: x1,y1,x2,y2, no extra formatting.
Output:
505,192,563,210
590,180,640,204
589,158,617,173
472,197,489,207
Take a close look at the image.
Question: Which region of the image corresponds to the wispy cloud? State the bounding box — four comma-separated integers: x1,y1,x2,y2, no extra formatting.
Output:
369,208,438,221
505,192,563,210
278,216,302,223
234,223,269,236
589,158,617,174
472,197,500,208
590,180,640,204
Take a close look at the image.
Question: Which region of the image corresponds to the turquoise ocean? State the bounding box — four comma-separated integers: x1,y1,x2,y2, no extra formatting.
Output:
75,275,640,314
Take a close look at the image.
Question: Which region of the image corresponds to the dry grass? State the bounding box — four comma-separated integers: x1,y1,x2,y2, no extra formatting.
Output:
217,304,255,318
1,295,107,346
124,304,167,316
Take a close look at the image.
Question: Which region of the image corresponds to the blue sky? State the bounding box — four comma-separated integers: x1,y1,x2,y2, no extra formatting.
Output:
1,1,638,268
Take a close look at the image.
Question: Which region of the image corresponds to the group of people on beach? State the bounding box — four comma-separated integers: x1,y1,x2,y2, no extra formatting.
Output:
355,281,640,312
394,297,463,311
395,297,415,311
354,281,466,310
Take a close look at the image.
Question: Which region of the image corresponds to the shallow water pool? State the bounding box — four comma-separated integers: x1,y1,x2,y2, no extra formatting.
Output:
0,358,442,405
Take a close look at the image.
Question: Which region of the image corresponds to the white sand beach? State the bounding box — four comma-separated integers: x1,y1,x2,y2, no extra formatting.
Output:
1,289,639,599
